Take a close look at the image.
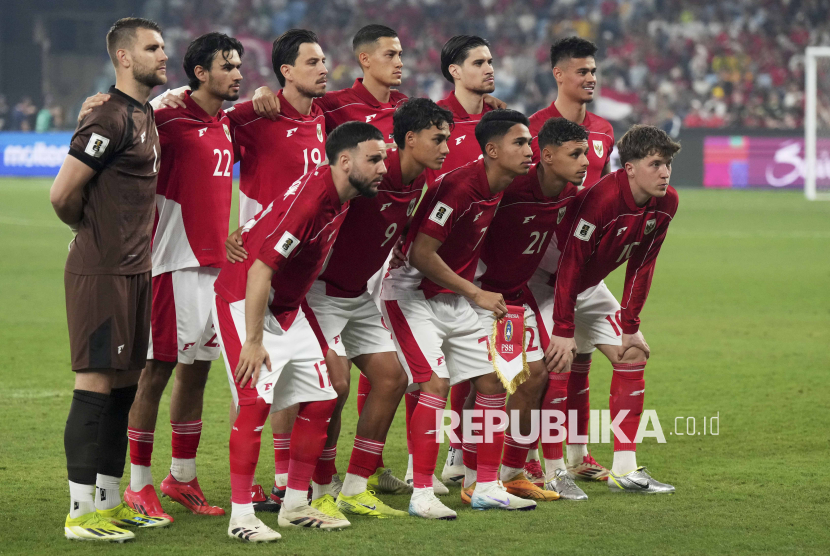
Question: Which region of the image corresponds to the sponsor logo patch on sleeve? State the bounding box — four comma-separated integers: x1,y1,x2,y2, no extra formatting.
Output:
574,218,596,241
84,133,110,158
428,202,453,226
275,231,300,258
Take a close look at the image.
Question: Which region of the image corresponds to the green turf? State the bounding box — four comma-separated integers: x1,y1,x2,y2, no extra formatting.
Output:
1,179,828,555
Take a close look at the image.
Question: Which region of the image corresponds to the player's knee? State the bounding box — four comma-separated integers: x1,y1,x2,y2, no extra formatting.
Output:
619,347,647,364
176,361,211,390
140,361,174,397
474,373,506,396
574,352,593,363
331,374,350,401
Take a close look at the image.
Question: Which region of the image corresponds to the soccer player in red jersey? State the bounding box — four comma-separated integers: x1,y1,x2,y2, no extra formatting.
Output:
468,118,589,503
118,33,243,521
214,123,388,541
524,37,617,484
380,110,536,519
290,98,452,518
432,34,497,486
545,125,680,494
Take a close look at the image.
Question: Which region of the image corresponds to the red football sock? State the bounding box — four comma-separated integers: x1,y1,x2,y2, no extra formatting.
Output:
610,363,646,452
474,392,507,484
273,433,290,475
541,372,569,460
404,391,420,454
461,405,480,471
229,398,270,504
410,393,446,489
347,436,384,479
449,381,471,450
356,373,371,416
312,446,337,485
566,360,591,446
502,433,531,469
289,399,337,492
127,427,154,467
171,420,202,460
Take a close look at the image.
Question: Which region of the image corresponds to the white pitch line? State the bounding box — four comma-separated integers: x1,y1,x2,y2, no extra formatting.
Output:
0,216,68,229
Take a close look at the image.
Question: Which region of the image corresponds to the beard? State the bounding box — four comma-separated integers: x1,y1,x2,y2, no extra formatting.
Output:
296,82,326,99
348,171,379,199
133,63,167,88
208,80,240,101
469,83,496,95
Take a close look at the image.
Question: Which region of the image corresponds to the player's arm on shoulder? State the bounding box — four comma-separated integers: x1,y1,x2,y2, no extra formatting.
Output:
150,85,190,111
77,92,111,123
482,94,507,110
252,86,280,120
409,232,507,318
236,259,274,388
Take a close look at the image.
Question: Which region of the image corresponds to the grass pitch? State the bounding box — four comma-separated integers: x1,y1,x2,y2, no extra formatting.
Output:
0,179,828,555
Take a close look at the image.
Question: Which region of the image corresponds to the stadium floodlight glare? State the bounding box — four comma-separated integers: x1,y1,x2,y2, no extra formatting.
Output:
804,46,830,201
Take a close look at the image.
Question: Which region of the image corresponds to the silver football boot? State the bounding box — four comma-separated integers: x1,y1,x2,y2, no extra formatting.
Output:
607,467,675,494
545,469,588,500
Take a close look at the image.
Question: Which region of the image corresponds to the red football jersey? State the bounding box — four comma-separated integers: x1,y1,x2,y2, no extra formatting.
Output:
382,159,501,300
529,103,614,188
214,165,349,329
317,78,407,140
318,148,425,297
436,91,491,175
476,165,579,302
552,169,679,337
227,90,326,224
152,93,233,275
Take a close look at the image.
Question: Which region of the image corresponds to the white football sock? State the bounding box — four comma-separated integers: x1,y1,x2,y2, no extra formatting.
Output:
544,458,566,481
464,466,477,486
499,465,524,482
445,446,461,465
526,448,539,461
311,481,332,501
566,443,589,465
407,453,413,473
231,502,255,519
170,457,197,483
341,473,368,497
94,474,122,511
282,487,308,511
612,451,637,475
274,473,288,489
69,481,95,518
130,464,153,491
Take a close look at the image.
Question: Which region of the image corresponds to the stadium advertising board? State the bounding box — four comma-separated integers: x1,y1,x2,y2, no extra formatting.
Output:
0,132,73,177
704,136,830,189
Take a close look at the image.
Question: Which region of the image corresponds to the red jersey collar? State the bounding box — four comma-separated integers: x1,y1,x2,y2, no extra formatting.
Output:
352,78,394,108
182,91,221,123
441,91,491,121
278,89,323,120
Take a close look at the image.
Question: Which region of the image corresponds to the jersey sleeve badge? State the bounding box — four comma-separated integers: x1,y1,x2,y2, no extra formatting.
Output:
644,218,656,235
592,140,604,158
275,231,301,258
429,202,453,226
85,133,110,158
574,218,596,241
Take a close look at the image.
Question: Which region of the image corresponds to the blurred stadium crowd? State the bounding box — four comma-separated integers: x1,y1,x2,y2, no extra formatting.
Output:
4,0,829,132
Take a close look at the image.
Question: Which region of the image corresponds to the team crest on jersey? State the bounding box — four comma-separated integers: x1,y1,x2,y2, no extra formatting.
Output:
429,202,452,226
557,206,567,225
644,218,657,235
223,124,231,142
275,231,300,258
84,133,110,158
574,218,596,241
593,140,604,158
406,198,417,217
317,123,323,143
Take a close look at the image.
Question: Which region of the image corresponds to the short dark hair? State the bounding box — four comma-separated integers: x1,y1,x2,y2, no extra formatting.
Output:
474,109,530,153
183,33,244,91
617,125,681,166
392,98,454,149
537,117,589,150
326,122,385,162
106,17,162,65
271,29,318,87
549,36,597,69
440,35,490,83
352,24,398,54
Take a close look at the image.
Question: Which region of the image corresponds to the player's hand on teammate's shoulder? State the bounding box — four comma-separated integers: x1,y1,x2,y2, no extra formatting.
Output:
388,237,407,269
619,331,650,361
77,92,111,123
225,226,248,263
235,340,271,389
252,86,280,121
545,335,576,374
482,94,507,110
150,86,190,111
472,289,507,319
